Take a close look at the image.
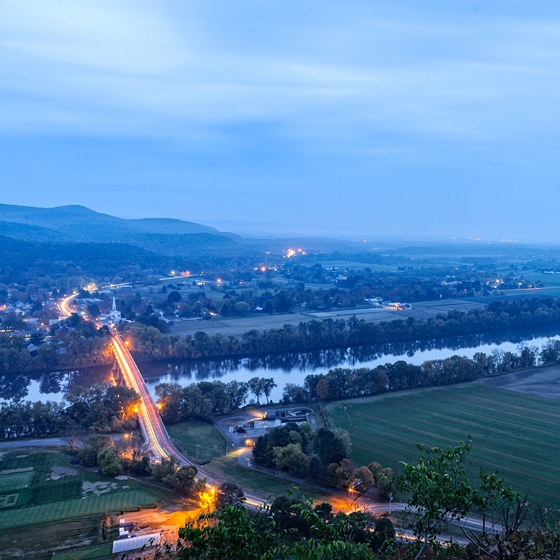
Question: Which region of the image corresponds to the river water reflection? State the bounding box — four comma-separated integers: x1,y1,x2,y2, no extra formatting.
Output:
3,325,560,404
141,325,560,402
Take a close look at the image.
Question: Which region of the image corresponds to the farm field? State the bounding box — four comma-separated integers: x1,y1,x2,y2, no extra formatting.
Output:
522,272,560,287
327,383,560,507
165,298,486,338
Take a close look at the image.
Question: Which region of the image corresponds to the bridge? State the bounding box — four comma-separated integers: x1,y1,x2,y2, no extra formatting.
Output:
111,333,193,468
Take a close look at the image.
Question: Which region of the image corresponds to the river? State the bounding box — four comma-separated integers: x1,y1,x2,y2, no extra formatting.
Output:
140,325,560,402
3,325,560,405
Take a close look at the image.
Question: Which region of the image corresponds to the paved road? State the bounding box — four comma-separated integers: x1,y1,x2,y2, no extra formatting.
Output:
58,292,78,317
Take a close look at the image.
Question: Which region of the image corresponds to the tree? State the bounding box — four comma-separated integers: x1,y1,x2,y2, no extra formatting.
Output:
308,455,323,482
371,516,396,554
283,383,310,404
399,440,476,559
86,303,100,320
151,455,179,481
377,467,395,501
233,301,251,316
270,495,311,536
248,377,264,405
316,378,330,400
164,465,198,496
261,378,277,404
167,290,182,305
216,482,245,510
97,446,123,475
367,462,383,485
78,433,111,466
224,380,249,411
398,438,516,560
334,458,355,489
176,505,277,560
273,443,310,477
313,428,349,465
351,466,375,494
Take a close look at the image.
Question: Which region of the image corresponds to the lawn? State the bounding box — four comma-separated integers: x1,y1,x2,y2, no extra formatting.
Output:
0,469,34,491
327,384,560,507
0,450,167,529
167,420,227,463
0,489,158,530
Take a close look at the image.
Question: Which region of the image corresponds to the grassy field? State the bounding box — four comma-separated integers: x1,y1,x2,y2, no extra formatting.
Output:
327,384,560,507
523,272,560,287
206,455,333,503
49,542,113,560
0,450,166,530
167,420,227,463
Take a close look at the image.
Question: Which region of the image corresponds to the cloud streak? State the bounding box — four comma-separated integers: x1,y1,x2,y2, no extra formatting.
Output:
1,1,560,238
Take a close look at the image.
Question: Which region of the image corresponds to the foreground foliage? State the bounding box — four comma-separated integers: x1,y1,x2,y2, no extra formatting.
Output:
169,500,390,560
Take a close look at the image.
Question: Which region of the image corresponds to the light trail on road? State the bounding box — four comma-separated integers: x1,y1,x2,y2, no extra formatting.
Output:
59,292,78,317
112,333,180,464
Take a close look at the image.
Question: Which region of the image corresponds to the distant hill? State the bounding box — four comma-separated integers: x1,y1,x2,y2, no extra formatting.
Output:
0,234,177,280
0,204,247,258
0,220,69,242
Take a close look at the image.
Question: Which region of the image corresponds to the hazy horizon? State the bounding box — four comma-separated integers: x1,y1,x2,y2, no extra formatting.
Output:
2,2,560,240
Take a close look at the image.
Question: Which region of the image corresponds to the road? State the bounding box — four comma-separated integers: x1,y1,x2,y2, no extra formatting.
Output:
58,292,78,317
111,333,190,466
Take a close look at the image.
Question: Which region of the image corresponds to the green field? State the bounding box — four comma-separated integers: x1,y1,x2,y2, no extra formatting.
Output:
327,384,560,507
0,450,165,529
167,420,227,463
207,455,334,504
0,469,34,492
50,542,113,560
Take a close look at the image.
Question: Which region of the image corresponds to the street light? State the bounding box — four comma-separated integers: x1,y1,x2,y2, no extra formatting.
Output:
195,444,201,462
389,493,393,514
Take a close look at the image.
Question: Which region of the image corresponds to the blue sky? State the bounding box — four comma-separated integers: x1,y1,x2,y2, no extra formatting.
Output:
1,1,560,240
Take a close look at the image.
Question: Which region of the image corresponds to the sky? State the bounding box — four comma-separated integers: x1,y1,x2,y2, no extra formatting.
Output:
1,1,560,240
